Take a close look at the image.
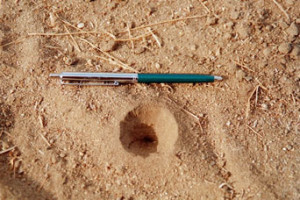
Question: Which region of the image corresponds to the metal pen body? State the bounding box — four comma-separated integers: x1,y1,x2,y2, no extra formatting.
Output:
50,72,222,85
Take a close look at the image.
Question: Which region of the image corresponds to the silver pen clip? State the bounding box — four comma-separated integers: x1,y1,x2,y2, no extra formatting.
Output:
60,80,120,86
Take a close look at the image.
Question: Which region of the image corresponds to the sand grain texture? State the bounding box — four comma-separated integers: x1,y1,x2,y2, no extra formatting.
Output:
0,0,299,199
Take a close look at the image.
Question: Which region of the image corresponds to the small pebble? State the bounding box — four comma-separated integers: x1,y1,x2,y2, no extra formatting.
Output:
59,152,66,158
236,70,246,81
244,76,253,81
230,11,240,20
209,161,216,166
51,155,58,164
100,40,118,52
120,22,126,28
206,16,218,25
278,43,292,54
190,44,197,51
263,48,271,57
216,48,221,56
18,166,24,174
49,12,56,27
146,7,155,16
263,43,268,48
224,21,234,30
279,57,286,64
290,45,300,58
108,2,117,10
2,142,9,149
278,20,289,29
253,120,258,128
286,0,295,5
286,22,299,37
224,32,232,40
237,23,250,39
79,151,85,157
134,46,145,54
227,63,237,74
155,63,161,69
63,56,77,65
226,121,231,126
265,25,272,31
259,61,268,68
86,59,93,66
286,144,293,151
0,30,4,44
127,21,135,29
261,103,268,110
77,23,85,29
259,9,269,19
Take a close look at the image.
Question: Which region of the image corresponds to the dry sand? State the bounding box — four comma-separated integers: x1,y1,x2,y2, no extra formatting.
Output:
0,0,299,199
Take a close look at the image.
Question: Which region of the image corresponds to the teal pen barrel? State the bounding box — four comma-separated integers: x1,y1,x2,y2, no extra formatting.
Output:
138,74,215,83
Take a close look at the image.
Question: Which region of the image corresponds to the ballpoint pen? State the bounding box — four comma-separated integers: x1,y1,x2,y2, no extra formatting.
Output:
50,72,223,86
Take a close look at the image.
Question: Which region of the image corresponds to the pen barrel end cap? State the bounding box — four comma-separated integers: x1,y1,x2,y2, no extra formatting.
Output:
50,73,60,78
214,76,223,81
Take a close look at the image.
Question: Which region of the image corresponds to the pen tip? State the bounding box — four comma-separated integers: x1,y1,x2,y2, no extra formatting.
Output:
214,76,223,81
50,73,60,77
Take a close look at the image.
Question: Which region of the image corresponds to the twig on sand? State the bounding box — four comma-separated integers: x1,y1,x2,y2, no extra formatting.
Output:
246,85,259,118
60,18,81,31
59,16,117,40
127,23,134,49
2,130,13,138
38,132,51,147
255,78,267,91
28,31,102,36
63,25,81,52
200,1,211,14
235,61,255,73
0,37,27,48
165,97,199,120
291,93,296,105
28,31,151,43
255,86,259,107
169,98,204,133
272,0,290,21
93,54,134,71
0,146,16,155
219,182,233,190
246,79,267,113
80,38,137,72
147,27,162,48
165,96,204,133
38,175,49,192
115,33,152,42
247,125,262,138
127,14,207,32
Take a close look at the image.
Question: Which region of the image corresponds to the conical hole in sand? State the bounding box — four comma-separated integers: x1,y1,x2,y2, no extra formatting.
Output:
120,105,178,157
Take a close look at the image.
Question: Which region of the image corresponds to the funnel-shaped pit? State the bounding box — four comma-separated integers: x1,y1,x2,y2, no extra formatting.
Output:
120,105,178,157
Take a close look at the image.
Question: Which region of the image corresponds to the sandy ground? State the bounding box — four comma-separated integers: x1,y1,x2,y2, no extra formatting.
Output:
0,0,299,199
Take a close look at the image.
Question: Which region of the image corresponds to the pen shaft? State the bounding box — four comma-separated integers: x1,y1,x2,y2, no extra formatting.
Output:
138,74,215,83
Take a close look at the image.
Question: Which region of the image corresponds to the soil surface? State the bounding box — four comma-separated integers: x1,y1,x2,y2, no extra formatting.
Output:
0,0,299,200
